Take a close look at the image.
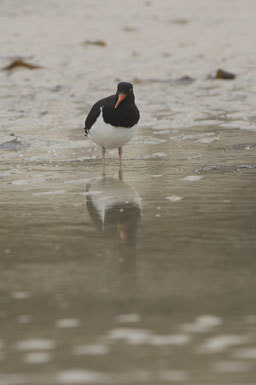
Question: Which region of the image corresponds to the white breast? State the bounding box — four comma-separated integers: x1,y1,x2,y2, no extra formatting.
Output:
89,109,137,149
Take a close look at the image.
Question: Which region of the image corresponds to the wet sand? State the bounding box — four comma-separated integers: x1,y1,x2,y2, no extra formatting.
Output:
1,0,256,384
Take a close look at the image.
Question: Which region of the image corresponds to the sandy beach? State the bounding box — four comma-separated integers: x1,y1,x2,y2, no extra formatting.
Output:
1,0,256,384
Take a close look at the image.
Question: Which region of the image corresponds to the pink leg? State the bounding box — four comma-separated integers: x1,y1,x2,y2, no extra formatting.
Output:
118,147,123,180
102,146,106,176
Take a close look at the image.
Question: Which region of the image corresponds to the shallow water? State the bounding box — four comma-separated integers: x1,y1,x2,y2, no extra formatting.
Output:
1,0,256,384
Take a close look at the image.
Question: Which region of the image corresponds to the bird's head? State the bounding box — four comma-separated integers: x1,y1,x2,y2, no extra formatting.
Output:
115,82,134,109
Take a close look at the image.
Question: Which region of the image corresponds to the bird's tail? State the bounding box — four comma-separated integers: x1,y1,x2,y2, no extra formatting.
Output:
84,127,89,136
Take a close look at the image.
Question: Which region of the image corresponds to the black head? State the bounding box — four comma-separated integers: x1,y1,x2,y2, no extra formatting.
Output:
115,82,134,109
117,82,133,94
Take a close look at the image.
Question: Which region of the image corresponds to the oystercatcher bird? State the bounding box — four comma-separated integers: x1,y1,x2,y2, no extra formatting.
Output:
84,82,140,174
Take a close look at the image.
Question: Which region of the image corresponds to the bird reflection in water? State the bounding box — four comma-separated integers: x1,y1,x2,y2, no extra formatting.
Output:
86,176,141,297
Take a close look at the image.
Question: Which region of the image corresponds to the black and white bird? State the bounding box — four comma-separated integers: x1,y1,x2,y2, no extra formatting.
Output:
84,82,140,174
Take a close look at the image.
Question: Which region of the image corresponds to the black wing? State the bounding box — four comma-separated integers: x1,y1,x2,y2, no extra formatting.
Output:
84,94,115,136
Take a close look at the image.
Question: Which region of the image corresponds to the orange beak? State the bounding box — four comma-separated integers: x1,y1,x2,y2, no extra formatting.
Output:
115,93,126,109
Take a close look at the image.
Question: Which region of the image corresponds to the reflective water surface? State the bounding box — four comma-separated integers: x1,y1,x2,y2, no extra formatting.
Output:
1,0,256,384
